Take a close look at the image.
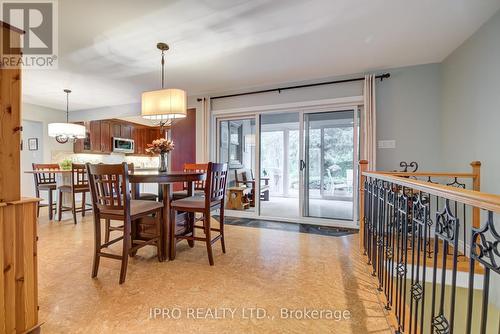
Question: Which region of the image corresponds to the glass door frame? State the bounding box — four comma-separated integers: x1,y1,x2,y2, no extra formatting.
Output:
301,109,359,222
212,98,361,228
215,113,261,219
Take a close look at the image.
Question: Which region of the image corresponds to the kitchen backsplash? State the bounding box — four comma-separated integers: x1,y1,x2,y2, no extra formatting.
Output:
51,151,160,168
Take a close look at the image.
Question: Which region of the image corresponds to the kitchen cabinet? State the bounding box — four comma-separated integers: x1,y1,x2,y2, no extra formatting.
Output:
121,124,132,139
73,119,165,155
89,121,101,152
100,120,112,153
112,123,121,138
111,122,132,139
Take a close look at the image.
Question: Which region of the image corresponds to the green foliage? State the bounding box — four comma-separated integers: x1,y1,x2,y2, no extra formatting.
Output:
60,159,72,170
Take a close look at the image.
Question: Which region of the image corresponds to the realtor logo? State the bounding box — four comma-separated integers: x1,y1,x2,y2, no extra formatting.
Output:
1,0,58,69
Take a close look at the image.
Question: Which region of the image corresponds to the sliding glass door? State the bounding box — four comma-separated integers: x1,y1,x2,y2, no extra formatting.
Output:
215,107,358,226
304,111,356,220
217,117,257,214
259,112,300,219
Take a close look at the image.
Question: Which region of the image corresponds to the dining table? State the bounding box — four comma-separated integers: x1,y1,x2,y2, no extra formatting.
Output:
25,168,206,261
128,169,206,261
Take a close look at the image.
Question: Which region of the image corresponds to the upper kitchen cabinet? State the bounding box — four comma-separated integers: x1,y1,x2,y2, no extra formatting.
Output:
89,121,102,152
112,121,132,139
73,119,164,155
100,120,112,153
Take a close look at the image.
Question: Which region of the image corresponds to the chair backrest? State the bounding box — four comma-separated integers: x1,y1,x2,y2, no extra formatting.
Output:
205,162,228,204
235,169,253,183
72,163,89,188
86,163,130,216
184,163,208,190
32,163,59,186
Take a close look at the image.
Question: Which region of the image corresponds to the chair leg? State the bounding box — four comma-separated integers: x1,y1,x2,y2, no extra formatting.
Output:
119,219,131,284
187,212,195,248
57,190,63,221
156,211,163,262
71,192,77,224
204,213,214,266
35,189,41,218
92,217,101,278
170,208,177,260
219,208,226,254
81,192,86,217
104,219,110,244
48,189,53,220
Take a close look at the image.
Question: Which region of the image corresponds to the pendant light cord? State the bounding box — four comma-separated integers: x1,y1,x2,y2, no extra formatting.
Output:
161,50,165,89
66,91,69,123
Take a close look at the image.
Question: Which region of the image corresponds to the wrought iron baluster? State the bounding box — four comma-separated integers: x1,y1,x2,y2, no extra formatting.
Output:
430,199,460,334
409,194,428,334
394,190,408,332
377,182,386,289
466,211,500,334
446,177,467,257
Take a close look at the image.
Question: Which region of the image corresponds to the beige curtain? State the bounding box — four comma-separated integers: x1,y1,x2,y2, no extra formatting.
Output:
201,97,211,162
362,74,376,170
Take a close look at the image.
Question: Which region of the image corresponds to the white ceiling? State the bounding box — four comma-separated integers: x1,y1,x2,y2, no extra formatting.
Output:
22,0,500,111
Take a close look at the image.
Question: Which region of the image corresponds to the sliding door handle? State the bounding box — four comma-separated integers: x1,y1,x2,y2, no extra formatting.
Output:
300,160,306,171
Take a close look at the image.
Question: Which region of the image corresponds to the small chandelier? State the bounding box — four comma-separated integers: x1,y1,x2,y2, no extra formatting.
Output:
48,89,86,144
141,42,187,126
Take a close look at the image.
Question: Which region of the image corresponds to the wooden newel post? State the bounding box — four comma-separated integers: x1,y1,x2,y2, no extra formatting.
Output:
471,161,481,228
359,160,369,249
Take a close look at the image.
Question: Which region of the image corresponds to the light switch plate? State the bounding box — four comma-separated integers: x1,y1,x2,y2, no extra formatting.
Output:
378,140,396,149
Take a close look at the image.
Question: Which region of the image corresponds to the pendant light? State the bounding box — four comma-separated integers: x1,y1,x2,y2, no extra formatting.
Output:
141,43,187,125
48,89,86,144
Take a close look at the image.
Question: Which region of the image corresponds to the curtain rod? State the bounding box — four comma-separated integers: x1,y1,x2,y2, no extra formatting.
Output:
197,73,390,101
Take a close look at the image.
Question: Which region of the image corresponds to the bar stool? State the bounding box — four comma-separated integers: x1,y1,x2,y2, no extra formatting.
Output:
32,163,59,220
170,162,228,265
172,163,208,200
57,163,92,224
86,163,163,284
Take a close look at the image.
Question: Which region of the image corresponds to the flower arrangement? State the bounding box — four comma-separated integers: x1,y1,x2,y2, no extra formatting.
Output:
145,138,175,155
60,159,72,170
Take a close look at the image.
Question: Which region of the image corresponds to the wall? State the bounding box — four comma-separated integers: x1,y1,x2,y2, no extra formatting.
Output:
376,64,442,171
22,103,73,163
21,120,44,197
441,9,500,190
441,9,500,307
192,63,443,171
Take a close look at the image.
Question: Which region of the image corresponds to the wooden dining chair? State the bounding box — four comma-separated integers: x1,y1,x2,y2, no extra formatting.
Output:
128,163,158,201
103,163,159,244
86,163,163,284
234,168,270,206
57,163,92,224
172,163,208,200
32,163,59,220
170,162,228,265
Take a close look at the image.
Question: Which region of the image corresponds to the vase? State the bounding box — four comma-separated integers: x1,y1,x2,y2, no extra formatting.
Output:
158,152,168,172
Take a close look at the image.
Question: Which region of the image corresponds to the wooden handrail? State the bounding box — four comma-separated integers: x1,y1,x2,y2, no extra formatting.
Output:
362,171,500,214
358,161,482,230
378,172,475,178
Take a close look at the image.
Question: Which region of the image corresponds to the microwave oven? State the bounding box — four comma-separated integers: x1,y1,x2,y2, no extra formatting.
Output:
113,137,135,153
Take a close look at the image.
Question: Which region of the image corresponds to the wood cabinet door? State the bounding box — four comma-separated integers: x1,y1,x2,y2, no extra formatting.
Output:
89,121,101,152
133,128,144,154
121,125,132,139
112,123,121,138
100,121,111,153
73,122,85,153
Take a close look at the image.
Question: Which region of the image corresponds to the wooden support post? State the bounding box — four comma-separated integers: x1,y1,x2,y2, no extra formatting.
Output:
359,160,369,249
471,161,481,228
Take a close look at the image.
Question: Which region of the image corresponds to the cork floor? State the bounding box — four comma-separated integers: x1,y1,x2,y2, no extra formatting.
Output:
37,211,392,334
